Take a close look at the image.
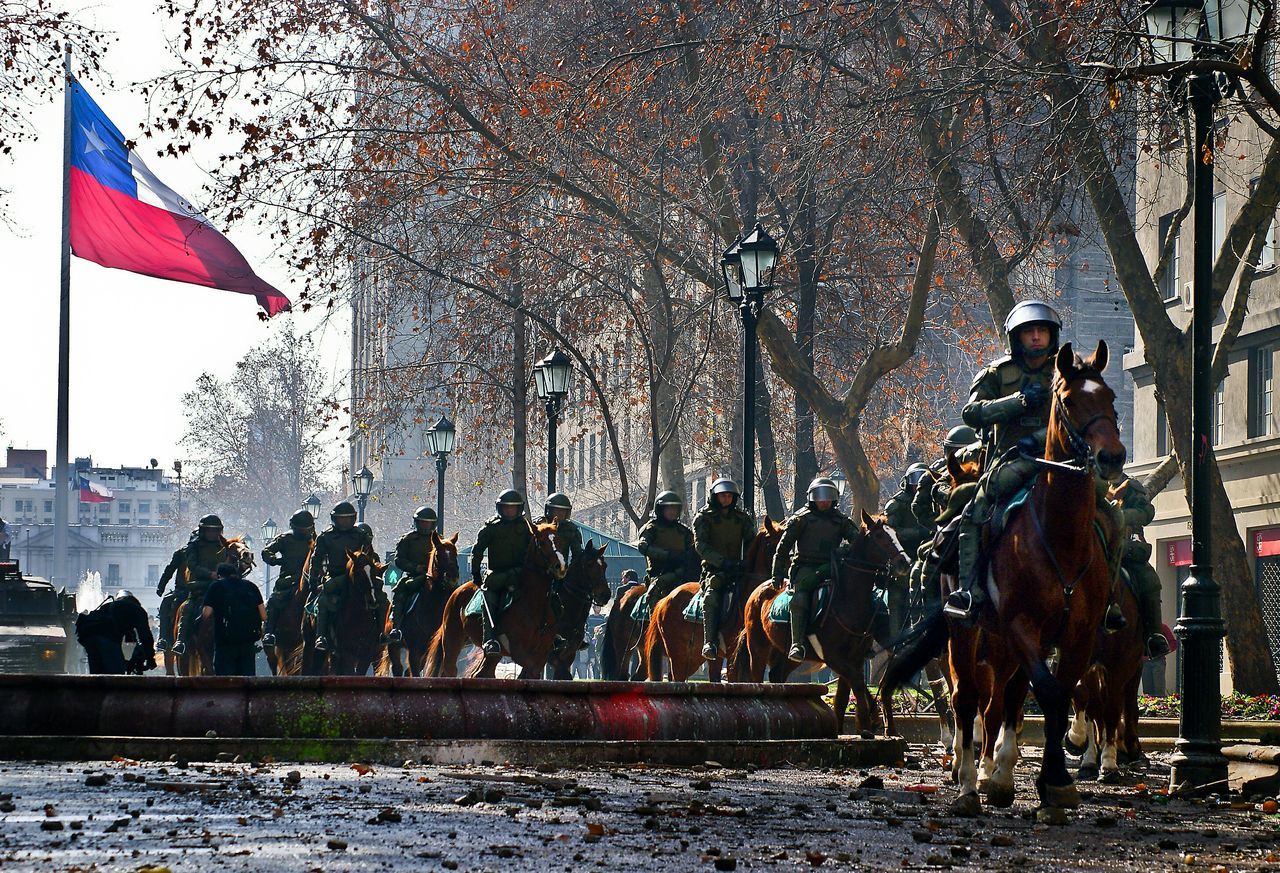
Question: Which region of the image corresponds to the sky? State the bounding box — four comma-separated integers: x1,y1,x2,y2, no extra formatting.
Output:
1,2,349,473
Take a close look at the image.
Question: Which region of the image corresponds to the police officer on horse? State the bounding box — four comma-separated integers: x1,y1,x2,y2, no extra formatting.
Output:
692,478,754,661
307,501,373,653
772,477,861,662
171,515,230,656
471,489,533,655
387,506,445,644
260,510,315,649
635,490,696,626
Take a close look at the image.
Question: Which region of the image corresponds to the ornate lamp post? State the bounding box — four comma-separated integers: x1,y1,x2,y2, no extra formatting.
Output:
425,414,457,534
353,466,375,523
1143,0,1264,796
261,518,277,589
303,493,322,522
831,469,848,512
720,223,779,518
534,349,574,492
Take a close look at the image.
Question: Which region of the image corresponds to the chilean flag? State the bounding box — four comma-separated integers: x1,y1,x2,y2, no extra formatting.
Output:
67,81,290,316
77,475,113,504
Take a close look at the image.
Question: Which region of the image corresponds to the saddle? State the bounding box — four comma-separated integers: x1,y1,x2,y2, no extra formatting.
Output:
680,585,737,623
463,588,515,620
630,588,654,624
767,583,834,628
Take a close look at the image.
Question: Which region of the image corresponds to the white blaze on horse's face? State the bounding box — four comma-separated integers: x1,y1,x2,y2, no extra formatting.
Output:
1078,378,1108,398
883,525,908,563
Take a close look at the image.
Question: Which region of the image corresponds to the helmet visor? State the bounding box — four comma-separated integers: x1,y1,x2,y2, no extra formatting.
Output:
809,485,839,503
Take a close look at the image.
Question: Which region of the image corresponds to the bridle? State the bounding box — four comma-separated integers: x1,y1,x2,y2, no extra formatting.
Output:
1024,378,1119,476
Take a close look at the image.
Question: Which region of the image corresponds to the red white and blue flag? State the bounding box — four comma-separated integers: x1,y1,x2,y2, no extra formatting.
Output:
77,475,113,504
67,81,290,316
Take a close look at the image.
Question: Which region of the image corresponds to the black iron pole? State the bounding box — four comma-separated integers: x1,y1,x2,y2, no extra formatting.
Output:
1170,71,1229,797
546,397,560,493
435,454,448,535
357,495,367,524
741,296,758,518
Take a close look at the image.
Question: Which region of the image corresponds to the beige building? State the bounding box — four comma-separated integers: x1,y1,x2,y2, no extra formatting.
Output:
1128,115,1280,694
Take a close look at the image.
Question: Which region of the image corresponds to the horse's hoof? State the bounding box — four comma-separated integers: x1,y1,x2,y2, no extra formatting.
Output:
1126,754,1150,772
949,793,982,818
1078,765,1099,782
1035,806,1070,826
1042,782,1081,810
859,729,875,740
1063,735,1087,757
986,783,1015,809
1098,768,1122,785
976,777,989,793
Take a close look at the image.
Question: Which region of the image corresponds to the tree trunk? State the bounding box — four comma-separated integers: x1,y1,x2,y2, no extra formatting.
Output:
643,260,688,508
510,268,528,501
791,182,820,509
753,349,786,521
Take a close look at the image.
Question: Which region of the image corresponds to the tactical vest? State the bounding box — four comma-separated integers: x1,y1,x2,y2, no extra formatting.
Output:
694,508,752,565
988,358,1053,455
185,539,229,584
790,509,853,565
395,530,434,574
480,519,531,573
313,527,370,579
641,520,692,575
264,533,312,580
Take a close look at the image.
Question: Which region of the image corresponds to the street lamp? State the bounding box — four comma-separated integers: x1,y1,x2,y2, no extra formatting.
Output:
425,414,457,534
303,493,322,522
534,349,574,492
353,465,375,523
830,469,848,511
720,223,779,518
1143,0,1263,797
261,518,277,590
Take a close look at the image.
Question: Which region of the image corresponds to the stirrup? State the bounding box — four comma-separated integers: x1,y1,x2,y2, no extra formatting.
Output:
170,641,187,656
156,638,171,652
387,628,403,644
482,638,501,655
261,633,277,648
943,589,978,622
1104,603,1127,632
1145,633,1171,659
314,636,333,653
787,643,808,663
701,642,719,661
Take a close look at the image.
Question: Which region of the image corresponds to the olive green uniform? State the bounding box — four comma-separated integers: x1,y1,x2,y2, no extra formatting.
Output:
636,515,695,613
1114,474,1164,643
155,547,187,648
390,529,452,630
955,354,1055,590
470,516,533,647
260,532,314,637
176,537,231,646
771,506,860,652
885,480,926,639
909,445,982,597
536,515,585,647
306,525,373,645
692,499,754,650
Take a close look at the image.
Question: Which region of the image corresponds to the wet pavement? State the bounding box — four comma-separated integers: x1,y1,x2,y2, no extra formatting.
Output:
0,744,1277,871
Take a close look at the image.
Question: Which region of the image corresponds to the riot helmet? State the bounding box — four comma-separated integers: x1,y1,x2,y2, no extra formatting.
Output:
496,489,525,519
655,490,683,522
1004,300,1061,360
331,501,357,530
806,477,839,507
709,478,739,508
356,522,373,541
544,492,572,523
942,425,978,450
198,514,223,541
289,509,316,531
414,505,438,533
902,463,929,489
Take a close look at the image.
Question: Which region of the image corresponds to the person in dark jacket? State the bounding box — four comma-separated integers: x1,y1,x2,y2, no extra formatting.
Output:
75,592,156,674
201,561,266,676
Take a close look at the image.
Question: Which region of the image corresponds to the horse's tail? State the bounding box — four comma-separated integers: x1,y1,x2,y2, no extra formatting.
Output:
374,646,395,677
641,612,664,681
726,627,749,682
599,605,625,681
423,621,448,677
879,605,950,714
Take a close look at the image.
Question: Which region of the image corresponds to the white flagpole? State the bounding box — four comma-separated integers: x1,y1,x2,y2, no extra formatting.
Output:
54,45,72,588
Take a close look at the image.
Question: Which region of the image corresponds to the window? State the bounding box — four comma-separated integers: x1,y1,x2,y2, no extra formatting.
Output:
138,501,151,514
1157,400,1170,457
577,439,585,487
147,564,160,584
117,500,131,515
1251,178,1278,269
1213,381,1225,446
43,500,53,514
696,478,707,507
1158,211,1181,301
106,564,121,584
588,434,597,482
158,501,170,519
557,448,565,482
1213,191,1226,262
1250,346,1275,438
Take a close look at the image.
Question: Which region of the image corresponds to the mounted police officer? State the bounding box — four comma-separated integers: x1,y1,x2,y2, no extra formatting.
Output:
635,490,696,624
259,510,316,649
171,515,230,656
907,426,979,606
471,489,533,655
355,521,390,631
536,492,585,652
693,478,754,660
154,533,194,652
387,506,442,644
884,463,928,639
772,477,861,662
1112,473,1171,658
306,501,372,653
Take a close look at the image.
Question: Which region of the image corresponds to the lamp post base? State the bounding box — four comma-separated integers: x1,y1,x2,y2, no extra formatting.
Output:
1169,740,1229,797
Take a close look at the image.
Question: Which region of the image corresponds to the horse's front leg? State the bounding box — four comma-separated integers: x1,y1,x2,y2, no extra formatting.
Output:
986,670,1026,808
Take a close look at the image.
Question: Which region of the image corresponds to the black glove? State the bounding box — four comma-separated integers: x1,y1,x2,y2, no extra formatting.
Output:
1020,381,1048,410
155,584,165,598
1017,434,1042,455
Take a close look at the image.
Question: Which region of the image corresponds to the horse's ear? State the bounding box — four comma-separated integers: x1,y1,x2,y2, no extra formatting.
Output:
1056,342,1076,379
448,532,459,544
585,538,595,551
1088,339,1108,373
765,516,780,535
860,507,875,527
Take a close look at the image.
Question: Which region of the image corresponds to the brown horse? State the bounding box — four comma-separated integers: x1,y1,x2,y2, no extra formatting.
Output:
544,540,613,679
377,533,461,677
740,510,912,736
882,342,1126,816
424,521,565,679
167,538,255,676
598,583,651,681
301,546,386,675
642,518,783,683
265,555,313,676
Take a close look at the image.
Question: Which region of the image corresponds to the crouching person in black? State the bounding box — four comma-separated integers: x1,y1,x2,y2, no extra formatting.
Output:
201,561,266,676
75,592,156,674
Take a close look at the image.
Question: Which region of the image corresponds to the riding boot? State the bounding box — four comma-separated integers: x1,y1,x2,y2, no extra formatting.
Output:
1132,565,1170,657
481,586,504,655
387,586,411,644
262,598,281,648
156,593,176,650
314,606,335,653
944,514,987,622
788,590,812,662
173,597,199,653
701,588,724,660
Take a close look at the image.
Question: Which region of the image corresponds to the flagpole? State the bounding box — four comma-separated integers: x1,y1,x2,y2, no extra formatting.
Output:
54,45,72,588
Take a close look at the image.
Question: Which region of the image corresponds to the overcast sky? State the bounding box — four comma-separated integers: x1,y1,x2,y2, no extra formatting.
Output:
1,2,349,473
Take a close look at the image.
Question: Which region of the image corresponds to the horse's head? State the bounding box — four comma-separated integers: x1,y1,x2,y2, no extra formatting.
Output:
530,521,567,578
225,537,256,573
345,546,383,598
573,540,611,607
946,454,981,487
746,516,785,583
858,509,913,578
429,532,460,590
1053,341,1126,481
